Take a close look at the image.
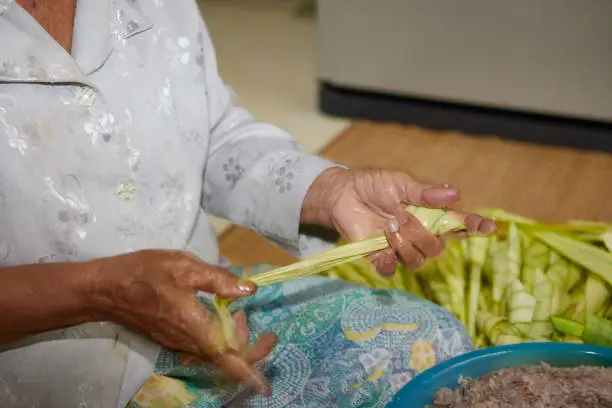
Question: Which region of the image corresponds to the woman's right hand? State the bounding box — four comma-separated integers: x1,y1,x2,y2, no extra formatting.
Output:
88,249,277,394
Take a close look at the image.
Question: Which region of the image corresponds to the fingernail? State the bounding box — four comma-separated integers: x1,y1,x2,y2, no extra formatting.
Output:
237,279,257,294
426,184,459,194
386,218,400,233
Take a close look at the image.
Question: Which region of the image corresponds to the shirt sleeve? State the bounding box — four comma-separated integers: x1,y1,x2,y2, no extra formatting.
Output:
197,19,339,252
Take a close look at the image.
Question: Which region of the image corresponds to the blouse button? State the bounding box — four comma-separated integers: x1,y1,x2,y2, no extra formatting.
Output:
116,180,136,201
75,87,96,107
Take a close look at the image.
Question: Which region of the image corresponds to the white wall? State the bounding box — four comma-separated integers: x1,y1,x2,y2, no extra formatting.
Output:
318,0,612,122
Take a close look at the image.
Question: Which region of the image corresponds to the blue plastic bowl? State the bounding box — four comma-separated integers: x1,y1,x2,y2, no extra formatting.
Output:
386,342,612,408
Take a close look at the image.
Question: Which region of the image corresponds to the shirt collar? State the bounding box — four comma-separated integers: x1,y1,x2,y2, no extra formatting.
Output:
113,0,153,40
0,0,153,83
72,0,153,75
0,0,83,82
70,0,114,76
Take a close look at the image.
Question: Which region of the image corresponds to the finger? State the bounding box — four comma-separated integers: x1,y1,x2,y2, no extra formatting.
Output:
388,210,445,259
418,184,461,207
213,352,270,395
233,310,250,350
245,332,278,364
181,298,228,357
384,222,424,270
189,262,258,298
395,173,461,208
234,311,278,363
369,249,397,277
449,210,497,234
181,299,269,394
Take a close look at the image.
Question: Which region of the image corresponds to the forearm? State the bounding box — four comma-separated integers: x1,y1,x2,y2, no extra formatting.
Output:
0,261,98,346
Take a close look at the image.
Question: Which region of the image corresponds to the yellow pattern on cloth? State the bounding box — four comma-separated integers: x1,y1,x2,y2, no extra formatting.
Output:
346,322,419,390
344,323,419,342
133,374,198,408
409,340,437,372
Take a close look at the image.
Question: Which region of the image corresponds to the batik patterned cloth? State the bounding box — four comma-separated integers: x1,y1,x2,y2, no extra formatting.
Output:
129,266,473,408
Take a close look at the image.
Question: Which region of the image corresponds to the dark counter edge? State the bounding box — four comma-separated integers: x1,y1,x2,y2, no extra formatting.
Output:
318,81,612,153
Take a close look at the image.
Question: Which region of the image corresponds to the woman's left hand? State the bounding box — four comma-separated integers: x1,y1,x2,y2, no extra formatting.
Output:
302,167,496,276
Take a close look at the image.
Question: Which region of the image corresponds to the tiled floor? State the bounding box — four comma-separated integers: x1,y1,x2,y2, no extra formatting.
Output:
200,1,350,233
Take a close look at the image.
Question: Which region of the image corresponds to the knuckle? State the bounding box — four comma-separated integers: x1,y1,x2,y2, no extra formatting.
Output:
175,257,193,271
464,214,483,231
375,252,397,276
171,251,203,274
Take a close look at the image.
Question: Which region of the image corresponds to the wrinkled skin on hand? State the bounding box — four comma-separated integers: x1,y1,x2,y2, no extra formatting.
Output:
89,250,277,394
305,168,496,276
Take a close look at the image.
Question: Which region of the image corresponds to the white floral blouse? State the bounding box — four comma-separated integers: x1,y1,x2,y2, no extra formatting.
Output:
0,0,336,406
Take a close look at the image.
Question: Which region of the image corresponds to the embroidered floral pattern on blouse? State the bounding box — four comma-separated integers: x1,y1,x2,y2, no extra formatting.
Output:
165,36,192,73
84,111,117,145
222,157,245,188
273,158,300,193
0,60,20,78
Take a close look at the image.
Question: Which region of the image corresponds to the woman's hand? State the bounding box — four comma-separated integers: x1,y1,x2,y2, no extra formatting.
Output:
302,168,496,276
89,250,277,394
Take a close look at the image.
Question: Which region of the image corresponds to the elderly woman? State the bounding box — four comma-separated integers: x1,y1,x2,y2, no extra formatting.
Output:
0,0,495,407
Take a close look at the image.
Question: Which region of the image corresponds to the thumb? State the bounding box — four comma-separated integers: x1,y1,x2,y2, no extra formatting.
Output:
191,264,258,298
419,184,461,207
399,177,461,208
